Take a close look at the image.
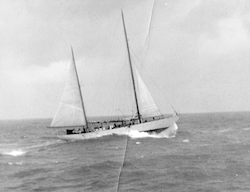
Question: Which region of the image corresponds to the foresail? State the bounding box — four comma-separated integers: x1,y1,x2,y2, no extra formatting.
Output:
134,67,162,118
50,59,86,127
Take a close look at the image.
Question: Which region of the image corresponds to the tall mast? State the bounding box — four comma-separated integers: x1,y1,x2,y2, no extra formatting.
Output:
71,47,89,129
121,10,141,123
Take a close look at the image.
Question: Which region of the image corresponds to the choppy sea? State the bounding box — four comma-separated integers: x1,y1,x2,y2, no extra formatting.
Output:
1,112,250,192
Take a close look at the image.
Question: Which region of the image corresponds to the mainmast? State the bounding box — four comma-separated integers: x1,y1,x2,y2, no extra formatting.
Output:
71,47,89,129
121,10,142,123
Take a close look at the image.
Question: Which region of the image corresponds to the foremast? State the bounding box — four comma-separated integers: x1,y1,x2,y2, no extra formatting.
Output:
121,10,142,124
71,47,89,130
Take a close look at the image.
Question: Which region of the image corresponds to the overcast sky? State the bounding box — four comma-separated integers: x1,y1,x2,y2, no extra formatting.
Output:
0,0,250,120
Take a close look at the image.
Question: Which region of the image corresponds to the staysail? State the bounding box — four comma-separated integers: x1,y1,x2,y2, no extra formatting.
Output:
50,53,86,127
134,67,162,118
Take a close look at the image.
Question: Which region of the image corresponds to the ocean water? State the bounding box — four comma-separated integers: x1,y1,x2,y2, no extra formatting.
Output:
1,112,250,192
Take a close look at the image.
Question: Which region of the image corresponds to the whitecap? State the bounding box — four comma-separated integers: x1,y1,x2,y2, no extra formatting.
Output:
218,128,231,133
128,130,161,139
0,139,64,158
183,139,189,143
7,162,23,165
2,149,26,157
24,140,64,150
128,123,178,139
157,123,178,138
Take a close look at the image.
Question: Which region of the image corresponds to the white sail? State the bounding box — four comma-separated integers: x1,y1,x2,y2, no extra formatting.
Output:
50,57,86,127
134,67,162,118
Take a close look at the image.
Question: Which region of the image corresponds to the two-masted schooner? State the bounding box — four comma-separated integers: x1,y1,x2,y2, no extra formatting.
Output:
48,11,180,140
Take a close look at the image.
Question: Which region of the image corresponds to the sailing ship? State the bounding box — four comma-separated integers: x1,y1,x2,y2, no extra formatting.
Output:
48,11,180,140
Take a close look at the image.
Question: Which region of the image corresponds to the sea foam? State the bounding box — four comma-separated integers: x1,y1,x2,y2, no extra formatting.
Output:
128,123,178,139
1,149,26,157
0,140,63,157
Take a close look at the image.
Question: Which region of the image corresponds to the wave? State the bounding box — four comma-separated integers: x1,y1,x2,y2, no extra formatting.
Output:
0,149,27,157
8,162,23,165
128,130,162,139
128,123,178,139
24,139,65,150
0,142,27,156
0,139,65,157
218,128,232,133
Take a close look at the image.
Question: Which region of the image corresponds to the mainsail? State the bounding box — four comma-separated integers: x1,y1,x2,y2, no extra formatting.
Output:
50,51,86,127
134,67,162,118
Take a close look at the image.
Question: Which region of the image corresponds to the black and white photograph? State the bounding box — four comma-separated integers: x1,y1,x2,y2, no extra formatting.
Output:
1,0,250,191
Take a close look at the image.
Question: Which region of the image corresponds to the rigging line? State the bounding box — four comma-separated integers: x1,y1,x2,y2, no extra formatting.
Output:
130,46,177,113
54,3,74,47
67,5,81,21
55,2,82,47
116,5,131,191
119,32,177,114
103,59,127,116
56,1,83,25
110,63,126,114
87,15,122,106
131,57,164,117
56,3,72,25
141,0,156,66
129,3,178,114
117,108,125,118
115,129,130,192
128,39,177,114
129,45,143,68
144,68,178,113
